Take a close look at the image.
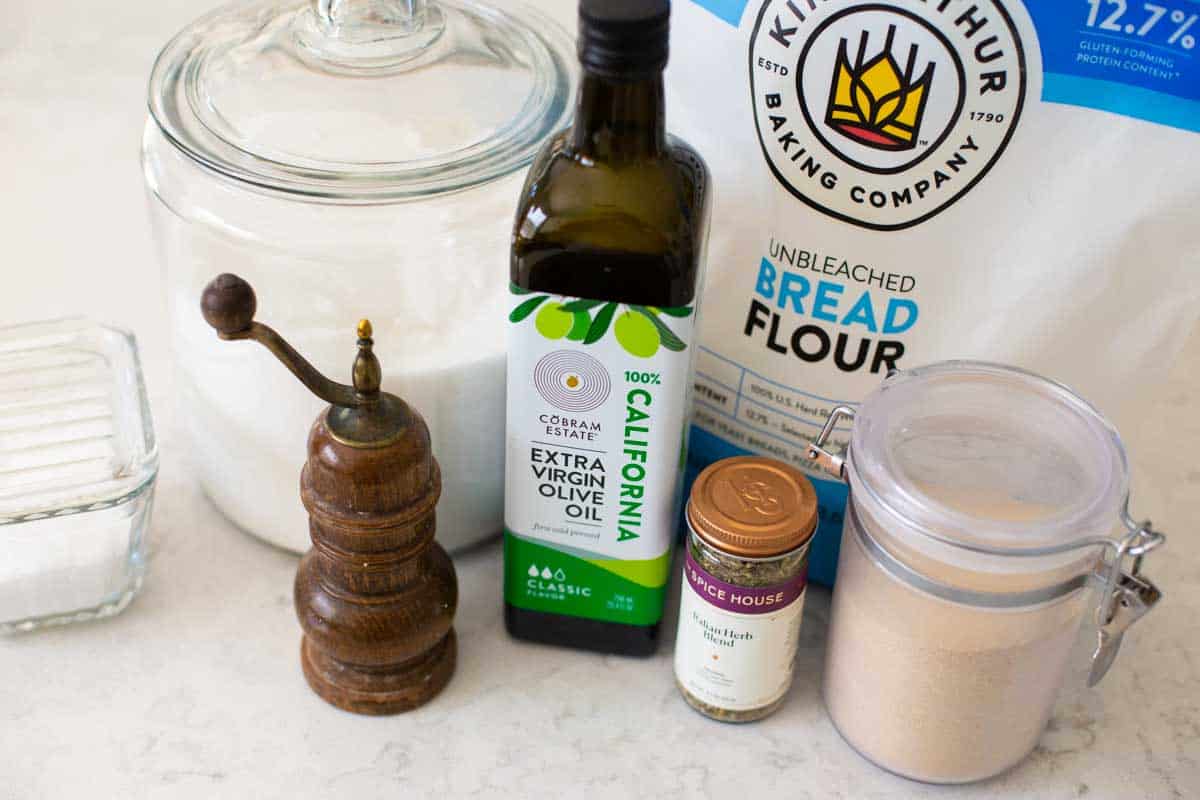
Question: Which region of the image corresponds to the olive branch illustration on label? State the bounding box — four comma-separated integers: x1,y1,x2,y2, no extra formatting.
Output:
509,284,691,358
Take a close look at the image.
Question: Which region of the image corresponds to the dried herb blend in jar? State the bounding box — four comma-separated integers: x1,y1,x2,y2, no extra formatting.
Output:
673,456,817,722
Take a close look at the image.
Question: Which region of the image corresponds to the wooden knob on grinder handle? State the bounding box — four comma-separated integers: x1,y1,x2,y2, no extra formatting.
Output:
201,273,257,337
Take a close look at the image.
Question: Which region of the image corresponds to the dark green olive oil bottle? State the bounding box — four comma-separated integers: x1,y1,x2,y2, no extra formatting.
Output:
503,0,710,656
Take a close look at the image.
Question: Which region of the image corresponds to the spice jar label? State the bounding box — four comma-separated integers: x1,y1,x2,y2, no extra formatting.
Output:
504,289,696,626
674,548,808,712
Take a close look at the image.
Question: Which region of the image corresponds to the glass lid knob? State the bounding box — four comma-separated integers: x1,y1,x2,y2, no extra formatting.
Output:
297,0,448,74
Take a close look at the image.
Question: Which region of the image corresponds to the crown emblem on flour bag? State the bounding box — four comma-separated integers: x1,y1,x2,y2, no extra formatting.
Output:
825,24,935,151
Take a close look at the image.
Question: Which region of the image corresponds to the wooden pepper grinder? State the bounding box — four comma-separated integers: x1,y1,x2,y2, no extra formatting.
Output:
200,273,457,715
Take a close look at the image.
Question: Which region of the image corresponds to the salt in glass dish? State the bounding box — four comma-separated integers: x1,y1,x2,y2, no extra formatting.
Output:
0,319,158,632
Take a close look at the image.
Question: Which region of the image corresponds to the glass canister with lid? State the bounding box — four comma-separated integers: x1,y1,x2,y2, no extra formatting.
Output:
809,361,1165,784
142,0,576,553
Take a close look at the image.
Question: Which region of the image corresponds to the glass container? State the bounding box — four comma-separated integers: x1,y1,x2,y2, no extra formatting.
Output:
810,361,1165,784
0,320,158,632
142,0,576,553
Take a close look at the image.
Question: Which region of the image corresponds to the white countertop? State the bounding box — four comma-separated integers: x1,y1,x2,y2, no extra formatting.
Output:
2,1,1198,798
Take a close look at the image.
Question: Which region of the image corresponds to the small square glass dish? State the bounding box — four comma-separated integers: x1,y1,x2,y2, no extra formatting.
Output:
0,319,158,633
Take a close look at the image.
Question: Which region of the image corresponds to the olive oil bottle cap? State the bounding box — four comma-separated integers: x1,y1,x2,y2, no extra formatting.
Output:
687,456,818,558
578,0,670,78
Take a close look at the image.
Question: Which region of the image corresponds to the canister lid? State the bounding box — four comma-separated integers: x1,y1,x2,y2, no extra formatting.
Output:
147,0,575,202
848,361,1130,558
687,456,818,558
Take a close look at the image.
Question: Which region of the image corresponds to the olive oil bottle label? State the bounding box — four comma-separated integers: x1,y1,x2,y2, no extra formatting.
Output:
504,286,696,626
674,548,807,712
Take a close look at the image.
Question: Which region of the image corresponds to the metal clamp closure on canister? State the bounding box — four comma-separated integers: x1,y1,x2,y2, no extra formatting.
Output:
806,405,856,480
1088,514,1164,686
806,401,1165,688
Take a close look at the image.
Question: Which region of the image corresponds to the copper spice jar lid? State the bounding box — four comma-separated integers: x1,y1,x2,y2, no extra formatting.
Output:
687,456,818,558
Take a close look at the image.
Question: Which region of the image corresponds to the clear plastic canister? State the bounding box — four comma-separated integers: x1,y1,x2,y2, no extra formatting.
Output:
811,361,1164,784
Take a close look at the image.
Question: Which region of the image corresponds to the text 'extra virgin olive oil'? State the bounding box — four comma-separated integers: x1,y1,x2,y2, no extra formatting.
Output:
504,0,710,656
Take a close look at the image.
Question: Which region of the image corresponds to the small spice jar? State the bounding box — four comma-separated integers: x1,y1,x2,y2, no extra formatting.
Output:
673,456,817,722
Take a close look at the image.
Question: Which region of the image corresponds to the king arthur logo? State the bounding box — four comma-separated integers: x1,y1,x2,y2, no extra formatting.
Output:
749,1,1037,230
826,25,935,152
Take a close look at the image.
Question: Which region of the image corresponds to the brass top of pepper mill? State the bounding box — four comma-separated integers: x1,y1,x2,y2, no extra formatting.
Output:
200,272,408,448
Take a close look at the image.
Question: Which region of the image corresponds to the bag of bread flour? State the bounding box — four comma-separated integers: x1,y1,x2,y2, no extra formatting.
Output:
668,0,1200,584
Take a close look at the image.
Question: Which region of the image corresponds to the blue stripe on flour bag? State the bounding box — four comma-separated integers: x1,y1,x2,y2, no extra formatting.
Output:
688,0,1200,132
690,0,751,26
1027,0,1200,133
684,426,848,587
